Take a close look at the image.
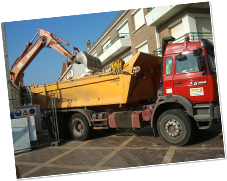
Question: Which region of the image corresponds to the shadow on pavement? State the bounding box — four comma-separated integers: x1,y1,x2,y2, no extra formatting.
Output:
188,123,223,146
56,123,224,147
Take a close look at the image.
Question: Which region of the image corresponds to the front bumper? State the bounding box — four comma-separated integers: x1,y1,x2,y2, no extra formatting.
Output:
193,102,221,121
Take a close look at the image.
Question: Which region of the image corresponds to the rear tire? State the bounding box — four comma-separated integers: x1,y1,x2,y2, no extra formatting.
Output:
157,109,194,146
69,113,93,141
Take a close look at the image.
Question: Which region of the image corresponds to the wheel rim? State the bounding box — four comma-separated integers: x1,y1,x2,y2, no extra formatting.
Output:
164,119,182,138
73,119,84,135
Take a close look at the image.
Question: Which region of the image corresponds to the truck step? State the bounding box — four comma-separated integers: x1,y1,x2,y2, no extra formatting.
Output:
92,119,109,129
93,127,109,129
194,115,212,121
90,118,108,122
193,105,210,108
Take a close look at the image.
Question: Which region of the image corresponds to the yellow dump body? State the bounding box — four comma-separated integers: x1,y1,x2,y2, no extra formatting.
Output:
30,52,161,110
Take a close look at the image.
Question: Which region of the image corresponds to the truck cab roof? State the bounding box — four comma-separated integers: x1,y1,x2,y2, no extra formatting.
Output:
165,41,201,56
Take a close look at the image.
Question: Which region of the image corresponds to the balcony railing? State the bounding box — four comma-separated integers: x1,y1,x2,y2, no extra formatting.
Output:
147,1,155,14
152,32,213,56
97,33,130,57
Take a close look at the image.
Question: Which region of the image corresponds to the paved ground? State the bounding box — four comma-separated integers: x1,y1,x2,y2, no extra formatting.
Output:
15,123,225,179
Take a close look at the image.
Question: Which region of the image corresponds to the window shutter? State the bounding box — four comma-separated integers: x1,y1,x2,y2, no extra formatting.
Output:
122,52,132,63
134,9,145,30
138,43,149,53
171,21,184,42
119,22,130,38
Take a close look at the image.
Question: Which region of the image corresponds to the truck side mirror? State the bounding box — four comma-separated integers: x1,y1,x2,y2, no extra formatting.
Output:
197,56,206,71
193,48,202,56
175,53,187,61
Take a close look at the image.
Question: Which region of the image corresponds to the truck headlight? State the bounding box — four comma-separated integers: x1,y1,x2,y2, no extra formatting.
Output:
92,114,97,119
98,113,104,119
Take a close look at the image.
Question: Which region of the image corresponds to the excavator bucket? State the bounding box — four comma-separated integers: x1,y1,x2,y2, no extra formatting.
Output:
76,51,102,71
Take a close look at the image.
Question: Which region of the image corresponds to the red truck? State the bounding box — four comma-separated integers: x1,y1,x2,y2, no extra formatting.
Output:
151,34,220,146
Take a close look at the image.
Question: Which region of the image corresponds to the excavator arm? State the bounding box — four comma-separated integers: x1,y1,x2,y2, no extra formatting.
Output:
10,29,102,86
37,29,79,62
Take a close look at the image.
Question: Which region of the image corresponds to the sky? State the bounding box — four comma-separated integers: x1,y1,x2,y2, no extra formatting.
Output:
4,10,121,86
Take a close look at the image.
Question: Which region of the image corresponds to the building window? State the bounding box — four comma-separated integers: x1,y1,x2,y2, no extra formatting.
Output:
136,40,149,53
119,22,130,38
132,9,145,31
118,22,129,38
165,57,172,75
121,52,132,63
117,19,130,38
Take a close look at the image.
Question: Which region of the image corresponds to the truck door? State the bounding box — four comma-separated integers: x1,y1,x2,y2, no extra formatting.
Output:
163,56,174,95
173,52,209,103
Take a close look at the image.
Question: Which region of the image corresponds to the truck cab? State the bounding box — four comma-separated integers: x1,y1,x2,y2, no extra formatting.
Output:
163,35,218,103
160,34,220,127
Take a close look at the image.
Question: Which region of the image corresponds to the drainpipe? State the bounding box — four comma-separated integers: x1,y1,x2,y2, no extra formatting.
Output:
154,26,160,55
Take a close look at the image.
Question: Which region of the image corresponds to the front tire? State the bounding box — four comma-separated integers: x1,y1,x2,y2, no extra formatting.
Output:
69,113,93,141
157,109,194,146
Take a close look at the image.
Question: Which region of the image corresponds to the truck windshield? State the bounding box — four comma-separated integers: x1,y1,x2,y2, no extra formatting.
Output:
176,53,199,73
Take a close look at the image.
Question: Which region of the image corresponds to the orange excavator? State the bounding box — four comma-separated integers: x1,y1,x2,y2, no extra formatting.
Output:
10,29,102,86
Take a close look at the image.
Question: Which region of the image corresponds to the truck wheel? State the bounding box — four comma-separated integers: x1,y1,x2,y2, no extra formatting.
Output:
69,113,93,141
157,109,194,146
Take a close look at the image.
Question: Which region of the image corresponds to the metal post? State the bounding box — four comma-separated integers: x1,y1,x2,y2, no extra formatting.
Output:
50,94,58,141
53,93,59,141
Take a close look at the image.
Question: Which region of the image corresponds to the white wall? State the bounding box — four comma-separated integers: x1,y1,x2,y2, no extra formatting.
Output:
72,64,88,78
